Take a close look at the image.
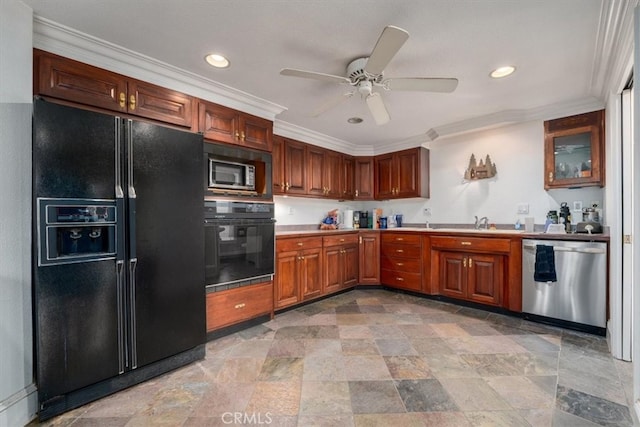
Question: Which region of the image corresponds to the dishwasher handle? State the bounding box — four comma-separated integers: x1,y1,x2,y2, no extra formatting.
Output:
523,244,606,254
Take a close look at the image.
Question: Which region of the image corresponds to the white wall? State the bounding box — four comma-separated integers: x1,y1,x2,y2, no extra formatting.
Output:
0,1,37,425
274,120,604,228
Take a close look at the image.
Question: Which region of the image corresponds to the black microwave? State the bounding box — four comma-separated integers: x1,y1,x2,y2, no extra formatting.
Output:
208,158,256,191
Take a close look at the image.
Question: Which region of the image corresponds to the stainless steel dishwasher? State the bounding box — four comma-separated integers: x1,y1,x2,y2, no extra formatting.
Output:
522,239,607,331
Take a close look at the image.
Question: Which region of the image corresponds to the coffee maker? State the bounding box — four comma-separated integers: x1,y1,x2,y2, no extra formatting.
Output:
559,202,571,233
359,211,369,229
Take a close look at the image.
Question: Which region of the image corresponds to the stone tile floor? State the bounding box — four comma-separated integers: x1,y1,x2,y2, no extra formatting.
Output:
34,289,639,426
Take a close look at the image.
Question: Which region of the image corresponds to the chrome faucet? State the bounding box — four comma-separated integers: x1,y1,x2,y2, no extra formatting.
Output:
474,215,489,229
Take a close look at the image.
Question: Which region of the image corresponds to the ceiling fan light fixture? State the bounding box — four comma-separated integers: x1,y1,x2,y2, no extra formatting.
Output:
490,65,516,79
205,53,230,68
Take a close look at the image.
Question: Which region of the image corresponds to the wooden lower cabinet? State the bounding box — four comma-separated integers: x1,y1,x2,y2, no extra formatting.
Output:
206,282,273,332
359,231,380,284
380,233,423,291
275,236,323,309
438,251,503,305
432,236,508,307
323,234,359,293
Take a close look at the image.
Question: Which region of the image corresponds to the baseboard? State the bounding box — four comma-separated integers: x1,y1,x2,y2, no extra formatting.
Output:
0,383,38,427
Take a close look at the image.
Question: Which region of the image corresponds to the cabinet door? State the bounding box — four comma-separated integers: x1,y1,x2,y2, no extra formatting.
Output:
301,247,323,300
439,252,466,299
342,244,359,288
374,154,395,199
324,150,342,199
306,146,326,197
544,110,604,189
239,113,273,152
129,80,193,127
275,250,300,308
467,254,503,306
341,156,355,200
198,101,239,144
359,233,380,284
272,136,286,194
354,157,374,200
396,149,420,197
36,50,128,113
323,247,342,294
285,139,307,195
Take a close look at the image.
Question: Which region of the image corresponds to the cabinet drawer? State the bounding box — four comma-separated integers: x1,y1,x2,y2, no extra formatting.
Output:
381,269,422,291
323,233,358,247
380,257,421,273
430,236,511,253
277,236,323,251
381,233,422,245
206,282,273,331
381,243,421,259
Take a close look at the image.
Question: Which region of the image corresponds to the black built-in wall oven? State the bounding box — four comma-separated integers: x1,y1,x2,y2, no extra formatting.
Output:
204,201,275,291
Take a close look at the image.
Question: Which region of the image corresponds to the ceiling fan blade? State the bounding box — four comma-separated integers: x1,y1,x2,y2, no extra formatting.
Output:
385,77,459,93
311,92,354,117
365,25,409,76
280,68,351,85
365,92,390,125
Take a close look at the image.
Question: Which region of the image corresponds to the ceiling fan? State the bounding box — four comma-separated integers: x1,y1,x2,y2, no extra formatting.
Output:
280,25,458,125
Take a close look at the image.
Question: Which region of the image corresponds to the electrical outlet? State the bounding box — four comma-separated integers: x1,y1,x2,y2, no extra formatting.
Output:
288,207,294,215
517,203,529,214
423,207,432,217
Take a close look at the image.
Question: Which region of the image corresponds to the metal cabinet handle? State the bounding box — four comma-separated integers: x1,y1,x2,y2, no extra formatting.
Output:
240,131,246,141
463,258,467,268
129,95,136,111
461,241,472,246
396,277,404,281
234,303,246,309
119,92,126,108
396,249,404,253
549,172,554,182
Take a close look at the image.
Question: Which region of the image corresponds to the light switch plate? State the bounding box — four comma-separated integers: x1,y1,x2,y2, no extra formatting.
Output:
517,203,529,214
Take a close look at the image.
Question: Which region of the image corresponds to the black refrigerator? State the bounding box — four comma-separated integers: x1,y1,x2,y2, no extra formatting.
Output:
32,98,206,420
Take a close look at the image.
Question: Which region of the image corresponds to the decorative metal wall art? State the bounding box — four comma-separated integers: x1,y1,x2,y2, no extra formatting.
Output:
464,154,497,180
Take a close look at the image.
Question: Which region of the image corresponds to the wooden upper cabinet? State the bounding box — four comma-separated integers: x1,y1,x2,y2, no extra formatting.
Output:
128,80,193,127
34,49,193,127
198,100,273,152
306,145,326,197
544,110,605,189
374,147,429,200
342,156,355,200
272,135,306,195
272,136,285,194
305,145,344,199
354,157,374,200
324,150,342,199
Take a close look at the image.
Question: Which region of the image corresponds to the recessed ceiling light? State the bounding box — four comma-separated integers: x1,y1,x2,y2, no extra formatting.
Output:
490,65,516,79
205,53,230,68
347,117,363,124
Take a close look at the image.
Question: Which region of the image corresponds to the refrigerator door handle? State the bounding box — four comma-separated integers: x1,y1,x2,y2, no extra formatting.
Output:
115,117,124,199
129,257,138,369
116,260,125,374
126,119,136,199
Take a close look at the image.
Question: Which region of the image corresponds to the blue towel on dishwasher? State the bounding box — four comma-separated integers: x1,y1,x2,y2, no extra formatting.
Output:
534,245,557,282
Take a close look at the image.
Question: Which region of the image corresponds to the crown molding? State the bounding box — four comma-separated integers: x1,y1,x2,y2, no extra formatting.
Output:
425,96,605,143
273,120,373,156
591,0,638,99
32,16,286,120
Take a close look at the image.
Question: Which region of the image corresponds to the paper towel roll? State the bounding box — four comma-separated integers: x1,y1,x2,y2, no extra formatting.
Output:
343,209,354,229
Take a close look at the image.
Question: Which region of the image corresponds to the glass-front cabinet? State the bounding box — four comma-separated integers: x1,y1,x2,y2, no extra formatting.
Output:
544,110,605,190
